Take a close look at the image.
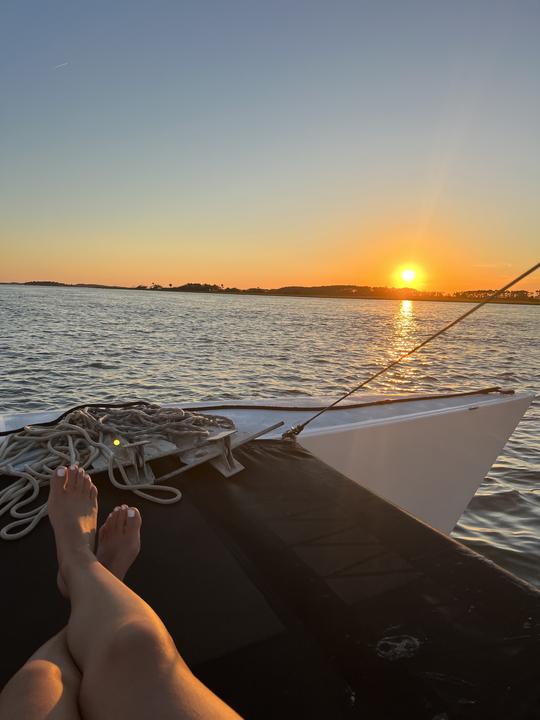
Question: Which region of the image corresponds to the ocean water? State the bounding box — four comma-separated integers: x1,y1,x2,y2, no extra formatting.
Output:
1,284,539,585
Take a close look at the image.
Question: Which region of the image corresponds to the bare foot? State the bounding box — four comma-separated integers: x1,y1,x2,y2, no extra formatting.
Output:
97,504,142,581
48,465,98,595
51,467,142,595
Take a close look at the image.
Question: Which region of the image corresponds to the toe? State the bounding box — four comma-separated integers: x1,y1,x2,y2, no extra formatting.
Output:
119,507,129,533
82,472,92,496
50,466,67,493
118,505,128,528
77,466,86,491
90,484,98,501
67,465,79,491
126,507,142,531
112,507,122,530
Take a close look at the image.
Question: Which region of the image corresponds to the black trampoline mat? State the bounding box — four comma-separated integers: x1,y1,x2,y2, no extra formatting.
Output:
1,440,540,719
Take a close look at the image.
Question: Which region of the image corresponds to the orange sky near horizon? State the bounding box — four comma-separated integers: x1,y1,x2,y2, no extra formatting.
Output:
2,250,538,293
3,213,538,293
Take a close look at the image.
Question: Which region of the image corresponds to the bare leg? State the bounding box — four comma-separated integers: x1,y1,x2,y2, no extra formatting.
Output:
0,478,143,720
48,466,242,720
0,466,91,720
0,630,80,720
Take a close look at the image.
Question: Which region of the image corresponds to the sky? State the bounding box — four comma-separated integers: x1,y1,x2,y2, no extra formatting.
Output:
1,0,539,291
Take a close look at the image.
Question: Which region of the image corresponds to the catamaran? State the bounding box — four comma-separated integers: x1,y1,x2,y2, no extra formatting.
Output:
1,264,539,718
0,386,533,537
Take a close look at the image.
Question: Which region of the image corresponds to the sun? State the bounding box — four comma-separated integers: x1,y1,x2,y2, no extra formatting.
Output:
393,264,424,288
401,268,415,283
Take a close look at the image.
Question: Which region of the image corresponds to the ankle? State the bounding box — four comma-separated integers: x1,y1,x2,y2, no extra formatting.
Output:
59,546,96,580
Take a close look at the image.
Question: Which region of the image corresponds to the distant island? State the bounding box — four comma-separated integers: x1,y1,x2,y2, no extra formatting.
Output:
3,280,539,305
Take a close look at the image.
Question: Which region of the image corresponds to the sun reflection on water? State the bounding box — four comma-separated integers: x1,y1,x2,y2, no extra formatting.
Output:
395,299,415,346
400,298,412,317
384,299,420,388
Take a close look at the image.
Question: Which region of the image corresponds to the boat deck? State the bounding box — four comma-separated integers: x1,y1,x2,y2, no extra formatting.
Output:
0,389,530,438
1,440,539,718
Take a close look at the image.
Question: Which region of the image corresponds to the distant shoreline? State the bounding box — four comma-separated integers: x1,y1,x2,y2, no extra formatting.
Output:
1,281,538,306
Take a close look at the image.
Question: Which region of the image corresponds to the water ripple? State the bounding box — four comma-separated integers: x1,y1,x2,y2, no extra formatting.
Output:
1,285,538,585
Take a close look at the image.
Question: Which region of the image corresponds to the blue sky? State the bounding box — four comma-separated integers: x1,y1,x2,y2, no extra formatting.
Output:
1,1,539,289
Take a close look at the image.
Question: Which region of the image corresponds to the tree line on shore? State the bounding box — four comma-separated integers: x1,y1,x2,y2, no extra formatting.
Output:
19,280,540,303
140,282,538,301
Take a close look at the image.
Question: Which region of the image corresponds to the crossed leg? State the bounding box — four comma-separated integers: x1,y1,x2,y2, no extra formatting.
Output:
50,465,241,720
0,470,147,720
0,629,80,720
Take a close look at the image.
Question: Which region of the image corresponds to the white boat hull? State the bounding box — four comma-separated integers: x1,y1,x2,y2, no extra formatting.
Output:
297,393,533,533
0,390,533,534
183,390,534,533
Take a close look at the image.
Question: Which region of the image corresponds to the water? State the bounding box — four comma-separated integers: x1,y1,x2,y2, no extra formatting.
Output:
1,284,539,585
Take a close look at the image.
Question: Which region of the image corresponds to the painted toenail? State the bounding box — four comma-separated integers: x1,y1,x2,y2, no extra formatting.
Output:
57,467,66,477
128,509,135,518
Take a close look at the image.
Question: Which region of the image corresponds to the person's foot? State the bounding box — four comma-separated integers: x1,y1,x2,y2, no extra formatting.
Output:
97,504,142,581
48,465,98,595
50,467,143,596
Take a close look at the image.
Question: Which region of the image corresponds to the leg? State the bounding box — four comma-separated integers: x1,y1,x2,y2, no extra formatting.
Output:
48,466,242,720
0,494,143,720
0,467,92,720
0,630,81,720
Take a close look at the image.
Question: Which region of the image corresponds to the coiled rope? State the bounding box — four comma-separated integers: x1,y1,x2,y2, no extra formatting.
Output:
0,402,234,540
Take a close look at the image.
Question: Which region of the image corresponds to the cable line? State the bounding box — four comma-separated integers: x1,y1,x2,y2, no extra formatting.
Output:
282,260,540,440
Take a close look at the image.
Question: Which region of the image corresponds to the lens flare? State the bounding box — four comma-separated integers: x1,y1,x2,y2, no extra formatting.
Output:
401,268,415,283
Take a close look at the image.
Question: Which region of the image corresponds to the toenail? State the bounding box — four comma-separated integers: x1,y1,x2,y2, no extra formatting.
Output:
114,507,120,512
70,464,77,471
128,509,135,518
57,467,66,477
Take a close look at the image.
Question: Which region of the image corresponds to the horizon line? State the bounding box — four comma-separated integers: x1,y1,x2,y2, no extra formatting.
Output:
2,280,538,304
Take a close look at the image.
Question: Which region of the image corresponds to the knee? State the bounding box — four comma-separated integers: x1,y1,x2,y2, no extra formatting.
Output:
14,660,62,690
105,619,177,669
0,660,63,710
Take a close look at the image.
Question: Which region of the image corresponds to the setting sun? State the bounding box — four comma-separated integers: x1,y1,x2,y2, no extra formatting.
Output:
401,268,415,283
393,264,424,288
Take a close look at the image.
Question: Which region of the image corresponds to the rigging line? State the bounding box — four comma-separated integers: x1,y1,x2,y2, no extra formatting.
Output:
282,259,540,440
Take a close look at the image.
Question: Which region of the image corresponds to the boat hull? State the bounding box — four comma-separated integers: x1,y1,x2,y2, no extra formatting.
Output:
0,390,533,534
298,393,533,533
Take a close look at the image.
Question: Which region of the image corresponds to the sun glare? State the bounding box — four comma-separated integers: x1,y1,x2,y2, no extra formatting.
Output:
401,268,415,283
393,264,424,288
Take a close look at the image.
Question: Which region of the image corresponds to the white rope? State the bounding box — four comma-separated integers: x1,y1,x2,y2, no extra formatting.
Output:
0,402,234,541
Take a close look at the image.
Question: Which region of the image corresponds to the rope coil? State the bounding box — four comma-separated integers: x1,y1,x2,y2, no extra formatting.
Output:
0,402,234,540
